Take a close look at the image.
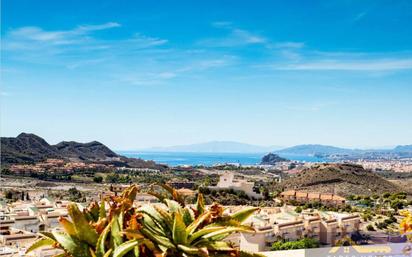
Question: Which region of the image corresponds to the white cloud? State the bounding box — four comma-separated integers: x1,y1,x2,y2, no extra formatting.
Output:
118,72,177,86
6,22,120,46
271,42,305,49
129,33,168,47
353,11,367,22
273,58,412,71
199,23,266,47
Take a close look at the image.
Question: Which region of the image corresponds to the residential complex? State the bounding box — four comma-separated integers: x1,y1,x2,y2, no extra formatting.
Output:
237,206,360,252
280,190,346,206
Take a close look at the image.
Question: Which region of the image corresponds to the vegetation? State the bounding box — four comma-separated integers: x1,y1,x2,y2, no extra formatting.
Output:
366,224,375,231
68,187,86,202
105,173,132,184
198,187,279,207
27,184,262,257
93,175,104,183
271,238,319,251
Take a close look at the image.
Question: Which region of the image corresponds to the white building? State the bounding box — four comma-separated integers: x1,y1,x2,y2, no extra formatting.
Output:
210,172,263,199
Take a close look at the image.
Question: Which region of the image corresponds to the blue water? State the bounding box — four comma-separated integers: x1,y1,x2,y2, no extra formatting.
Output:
117,151,326,167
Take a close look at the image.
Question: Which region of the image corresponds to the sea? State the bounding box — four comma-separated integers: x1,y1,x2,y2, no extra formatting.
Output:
117,151,327,167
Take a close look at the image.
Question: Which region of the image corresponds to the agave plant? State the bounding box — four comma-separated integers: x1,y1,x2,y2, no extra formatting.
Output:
27,184,263,257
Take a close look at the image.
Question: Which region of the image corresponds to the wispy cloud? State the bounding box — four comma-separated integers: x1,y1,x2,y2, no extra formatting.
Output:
272,58,412,71
198,22,266,47
116,55,237,86
5,22,120,47
353,11,367,22
117,71,178,86
270,42,305,49
0,91,11,97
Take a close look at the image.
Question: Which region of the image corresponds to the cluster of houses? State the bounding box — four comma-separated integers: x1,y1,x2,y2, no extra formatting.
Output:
0,197,69,256
9,159,113,176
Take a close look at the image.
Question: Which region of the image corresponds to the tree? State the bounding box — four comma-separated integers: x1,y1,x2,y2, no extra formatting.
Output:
366,224,375,231
390,199,404,210
4,190,13,199
68,187,83,202
93,176,103,183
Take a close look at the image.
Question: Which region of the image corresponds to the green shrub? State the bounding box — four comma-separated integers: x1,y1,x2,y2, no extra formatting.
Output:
366,224,375,231
271,238,319,251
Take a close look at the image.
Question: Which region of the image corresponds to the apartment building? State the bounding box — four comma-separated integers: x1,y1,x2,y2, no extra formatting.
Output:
280,190,346,206
240,210,361,252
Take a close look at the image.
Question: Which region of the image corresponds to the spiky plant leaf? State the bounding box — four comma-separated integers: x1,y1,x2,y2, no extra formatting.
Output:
188,226,226,243
99,200,106,219
67,203,99,246
140,213,167,237
186,212,211,235
177,244,208,257
138,205,168,231
58,217,76,236
172,211,187,245
140,227,175,249
195,193,205,215
96,220,112,257
122,229,145,240
87,201,100,222
134,246,139,257
202,241,234,251
159,184,185,206
103,248,113,257
153,205,173,231
165,199,182,213
111,214,123,248
182,207,195,226
239,251,266,257
230,207,260,223
26,237,55,253
202,226,254,239
112,240,140,257
52,231,92,257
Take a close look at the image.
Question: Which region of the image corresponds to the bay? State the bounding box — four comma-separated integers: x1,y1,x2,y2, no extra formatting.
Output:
117,151,326,167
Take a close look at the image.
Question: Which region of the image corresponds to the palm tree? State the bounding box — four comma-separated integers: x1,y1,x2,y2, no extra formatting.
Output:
27,184,263,257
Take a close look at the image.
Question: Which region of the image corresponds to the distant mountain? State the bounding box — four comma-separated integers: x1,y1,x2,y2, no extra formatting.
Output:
260,153,289,165
1,133,165,169
275,144,354,156
144,141,281,153
393,145,412,153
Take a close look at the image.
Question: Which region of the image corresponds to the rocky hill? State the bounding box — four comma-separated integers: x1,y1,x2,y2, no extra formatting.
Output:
260,153,288,165
1,133,61,164
279,163,404,196
1,133,165,170
54,141,117,161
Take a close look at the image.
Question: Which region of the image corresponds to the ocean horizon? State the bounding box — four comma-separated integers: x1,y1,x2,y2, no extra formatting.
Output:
117,151,327,167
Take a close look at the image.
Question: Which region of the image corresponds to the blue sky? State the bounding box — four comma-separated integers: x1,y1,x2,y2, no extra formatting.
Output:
1,0,412,149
